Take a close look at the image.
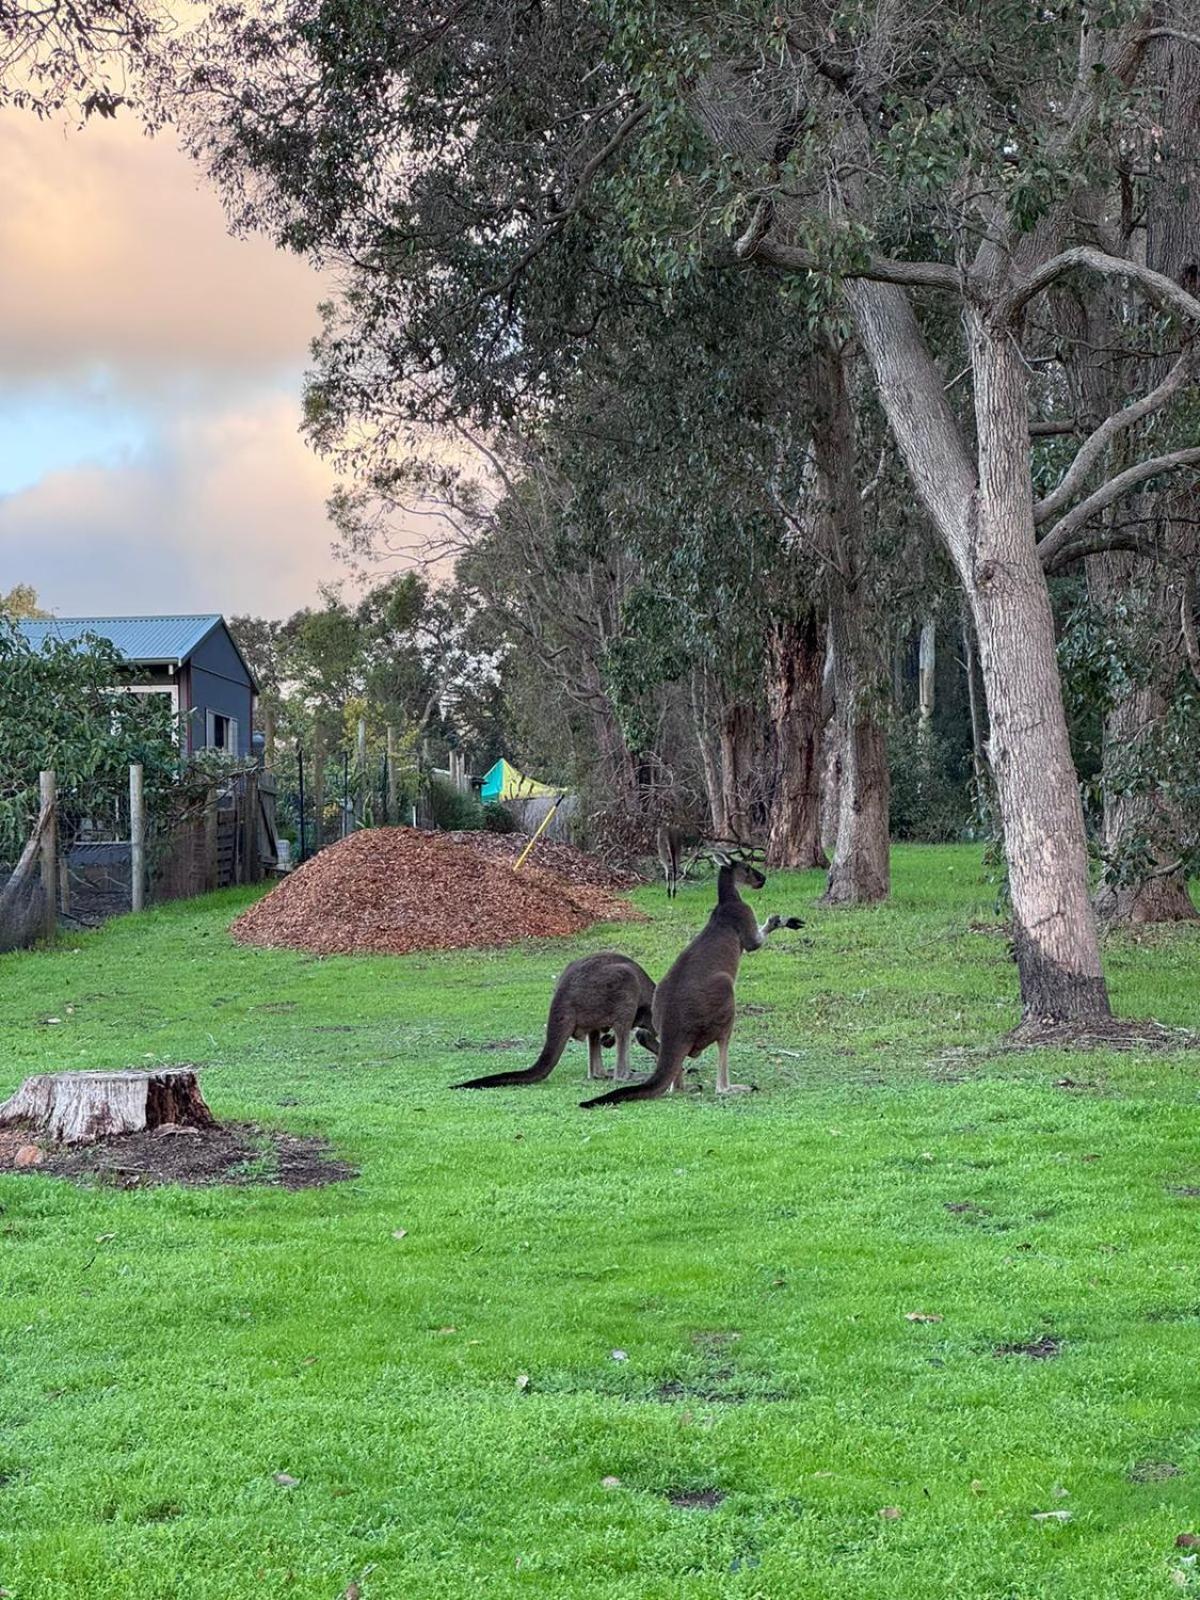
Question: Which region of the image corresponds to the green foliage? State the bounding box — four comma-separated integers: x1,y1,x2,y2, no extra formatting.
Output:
0,620,178,860
425,776,483,832
481,801,517,834
888,715,976,843
2,851,1200,1594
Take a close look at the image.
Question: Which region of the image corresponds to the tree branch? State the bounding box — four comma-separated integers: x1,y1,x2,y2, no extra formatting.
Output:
1037,447,1200,569
1004,244,1200,325
486,102,650,303
1034,349,1196,525
1030,419,1081,437
739,233,961,293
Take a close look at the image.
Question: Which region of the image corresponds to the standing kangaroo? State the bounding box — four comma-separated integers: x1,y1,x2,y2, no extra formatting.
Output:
452,952,657,1089
657,823,683,899
580,856,801,1107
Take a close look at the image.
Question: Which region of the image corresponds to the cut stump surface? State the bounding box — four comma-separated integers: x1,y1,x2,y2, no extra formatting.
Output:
0,1068,216,1145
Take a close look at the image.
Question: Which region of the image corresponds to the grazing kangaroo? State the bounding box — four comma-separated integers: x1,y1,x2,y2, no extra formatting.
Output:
580,855,802,1107
452,952,657,1089
658,823,683,899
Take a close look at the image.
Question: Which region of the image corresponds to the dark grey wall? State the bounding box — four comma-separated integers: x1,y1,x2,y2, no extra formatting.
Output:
187,625,255,757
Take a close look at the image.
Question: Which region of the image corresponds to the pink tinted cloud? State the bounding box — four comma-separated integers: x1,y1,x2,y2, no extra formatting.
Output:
0,113,324,383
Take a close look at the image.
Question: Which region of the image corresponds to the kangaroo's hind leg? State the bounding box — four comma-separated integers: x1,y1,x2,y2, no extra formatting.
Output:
715,1028,754,1094
586,1031,607,1080
612,1026,634,1081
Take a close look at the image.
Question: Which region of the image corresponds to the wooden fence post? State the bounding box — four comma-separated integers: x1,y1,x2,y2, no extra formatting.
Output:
204,785,219,892
38,769,57,942
130,763,146,912
242,770,259,883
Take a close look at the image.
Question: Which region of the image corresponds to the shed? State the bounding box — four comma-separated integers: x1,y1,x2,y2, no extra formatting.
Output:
17,614,258,759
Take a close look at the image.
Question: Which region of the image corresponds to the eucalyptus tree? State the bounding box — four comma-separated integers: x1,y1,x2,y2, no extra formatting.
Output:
173,1,1200,1019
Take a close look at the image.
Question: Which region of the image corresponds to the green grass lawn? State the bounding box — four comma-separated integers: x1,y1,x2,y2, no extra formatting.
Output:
2,844,1200,1599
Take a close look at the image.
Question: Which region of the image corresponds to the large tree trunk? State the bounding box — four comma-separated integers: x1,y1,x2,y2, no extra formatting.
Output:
808,339,890,905
846,279,1111,1021
965,322,1111,1019
765,613,829,869
718,699,756,842
821,592,890,904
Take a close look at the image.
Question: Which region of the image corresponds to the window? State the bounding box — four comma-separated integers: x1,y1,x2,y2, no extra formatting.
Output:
206,711,239,752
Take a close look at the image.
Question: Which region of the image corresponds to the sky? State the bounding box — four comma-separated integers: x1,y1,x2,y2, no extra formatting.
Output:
0,108,352,620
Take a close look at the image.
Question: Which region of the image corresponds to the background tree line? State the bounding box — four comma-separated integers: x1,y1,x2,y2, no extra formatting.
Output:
4,0,1199,1032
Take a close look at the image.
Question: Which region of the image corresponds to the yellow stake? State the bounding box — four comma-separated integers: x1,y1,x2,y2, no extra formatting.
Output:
514,793,566,870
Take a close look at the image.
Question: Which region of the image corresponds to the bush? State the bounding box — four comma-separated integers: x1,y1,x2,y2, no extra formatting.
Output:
482,801,518,834
426,776,483,831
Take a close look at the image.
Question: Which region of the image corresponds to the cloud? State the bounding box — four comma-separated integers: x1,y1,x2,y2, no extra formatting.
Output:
0,392,346,615
0,113,325,386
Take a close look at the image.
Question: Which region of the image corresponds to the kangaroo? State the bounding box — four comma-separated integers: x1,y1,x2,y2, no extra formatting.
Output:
580,855,802,1107
657,823,683,899
452,951,657,1089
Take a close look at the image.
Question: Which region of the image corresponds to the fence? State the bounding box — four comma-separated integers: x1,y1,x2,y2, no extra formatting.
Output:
0,765,280,951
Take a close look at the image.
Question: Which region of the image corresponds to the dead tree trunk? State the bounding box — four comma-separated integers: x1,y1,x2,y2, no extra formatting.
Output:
0,1068,216,1145
765,612,829,869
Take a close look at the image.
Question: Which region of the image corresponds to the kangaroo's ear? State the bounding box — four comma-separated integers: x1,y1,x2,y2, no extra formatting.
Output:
711,849,732,867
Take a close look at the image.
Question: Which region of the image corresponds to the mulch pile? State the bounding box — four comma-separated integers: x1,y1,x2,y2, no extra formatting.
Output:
231,827,643,957
0,1123,355,1189
444,830,641,889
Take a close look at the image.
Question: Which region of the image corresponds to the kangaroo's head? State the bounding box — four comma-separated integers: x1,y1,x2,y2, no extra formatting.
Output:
712,850,766,892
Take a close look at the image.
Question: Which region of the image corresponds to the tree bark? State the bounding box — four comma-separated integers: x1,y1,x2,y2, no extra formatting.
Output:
807,339,890,905
718,699,756,843
690,669,726,836
821,591,890,904
0,1068,217,1145
917,618,936,741
1089,552,1198,923
845,278,1110,1020
765,612,829,869
1087,31,1199,924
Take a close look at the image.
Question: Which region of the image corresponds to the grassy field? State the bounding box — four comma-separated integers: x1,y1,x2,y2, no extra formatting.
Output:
2,844,1199,1599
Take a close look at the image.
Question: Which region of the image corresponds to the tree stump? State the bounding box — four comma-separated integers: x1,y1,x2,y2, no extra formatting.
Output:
0,1068,217,1145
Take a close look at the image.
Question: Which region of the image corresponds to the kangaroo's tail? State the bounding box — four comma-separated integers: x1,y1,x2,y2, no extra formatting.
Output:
453,996,573,1089
580,1037,685,1107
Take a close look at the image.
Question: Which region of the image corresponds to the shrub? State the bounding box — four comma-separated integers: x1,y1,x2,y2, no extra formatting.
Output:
426,776,483,831
482,801,518,834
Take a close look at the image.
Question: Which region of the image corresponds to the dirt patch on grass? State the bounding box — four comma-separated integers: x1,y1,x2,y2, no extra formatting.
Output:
1168,1185,1200,1198
993,1335,1061,1360
1129,1460,1182,1484
0,1124,355,1189
1007,1017,1200,1051
232,828,642,957
666,1488,726,1510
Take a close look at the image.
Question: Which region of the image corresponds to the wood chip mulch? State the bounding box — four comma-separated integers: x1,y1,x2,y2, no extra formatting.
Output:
231,827,644,957
444,830,642,888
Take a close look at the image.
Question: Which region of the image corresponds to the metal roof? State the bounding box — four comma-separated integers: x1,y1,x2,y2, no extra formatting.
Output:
16,615,225,666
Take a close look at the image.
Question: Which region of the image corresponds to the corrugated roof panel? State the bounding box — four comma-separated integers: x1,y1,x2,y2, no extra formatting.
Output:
13,615,223,664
